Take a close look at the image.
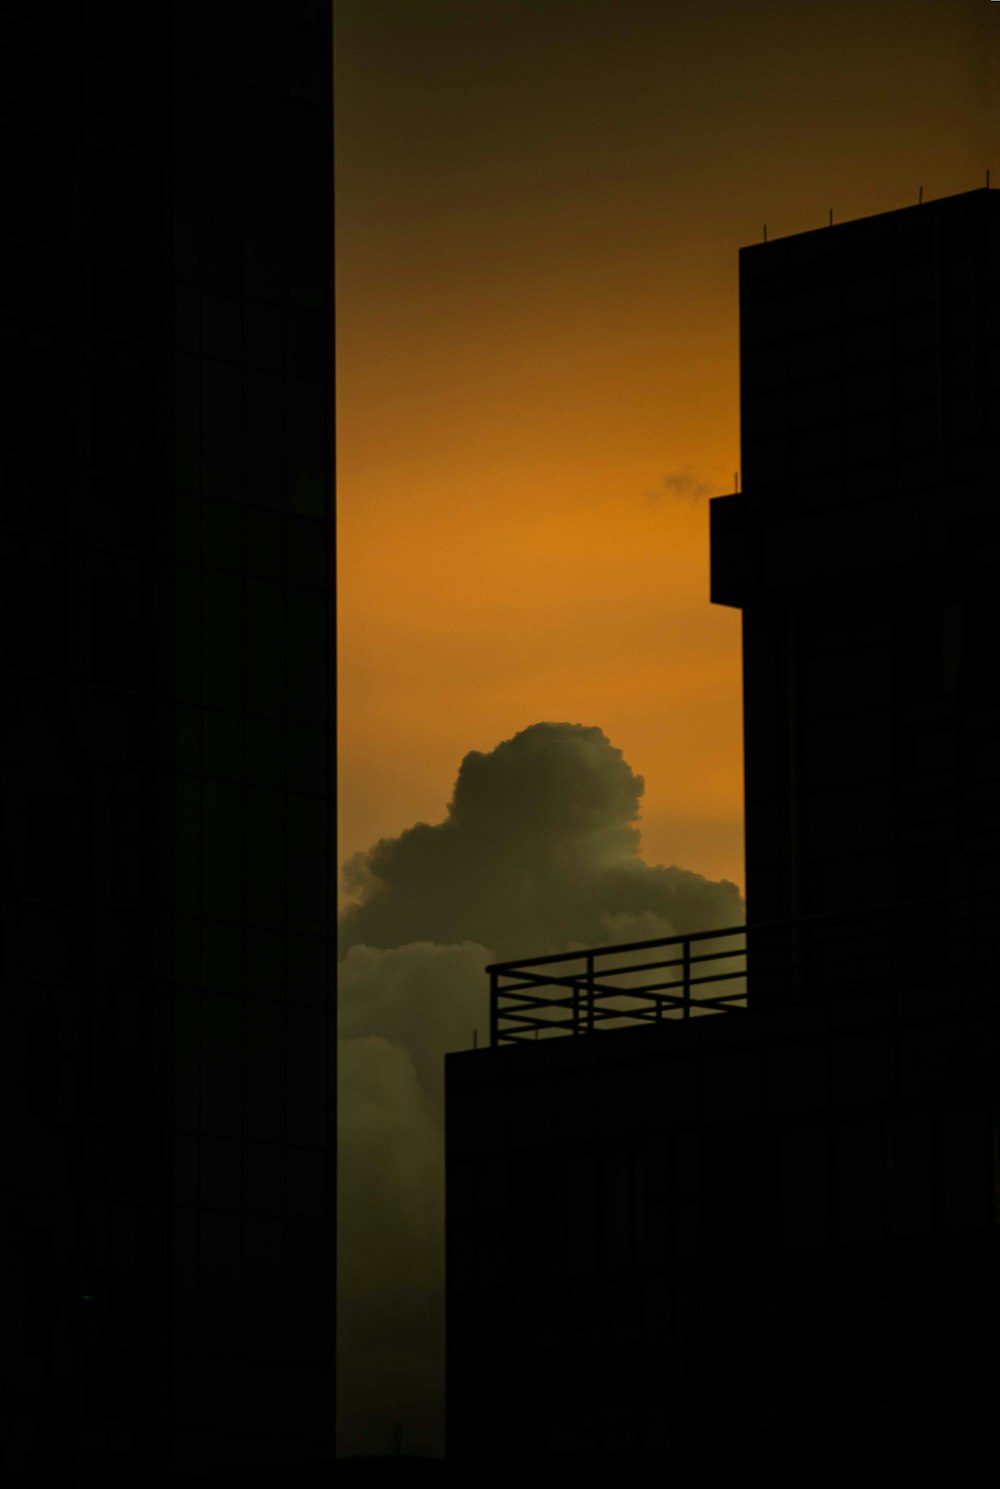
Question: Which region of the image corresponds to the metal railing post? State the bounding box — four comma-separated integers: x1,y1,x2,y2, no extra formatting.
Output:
587,952,595,1033
683,935,691,1017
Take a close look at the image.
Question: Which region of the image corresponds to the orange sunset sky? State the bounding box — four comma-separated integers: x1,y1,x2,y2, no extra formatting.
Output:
335,0,1000,902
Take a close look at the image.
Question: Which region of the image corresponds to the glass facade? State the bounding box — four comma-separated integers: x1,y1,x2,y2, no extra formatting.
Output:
1,5,333,1481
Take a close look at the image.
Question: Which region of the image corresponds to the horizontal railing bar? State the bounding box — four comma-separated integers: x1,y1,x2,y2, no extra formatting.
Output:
493,925,984,988
681,945,746,965
495,966,993,1035
487,890,1000,1045
496,977,676,999
485,925,745,973
495,975,661,995
496,960,990,1029
496,954,991,1012
494,970,654,994
485,888,994,975
681,968,746,988
497,994,714,1018
497,967,747,999
496,1014,687,1032
494,1002,579,1021
495,1016,576,1033
496,961,746,990
496,992,749,1025
494,953,981,999
494,962,687,988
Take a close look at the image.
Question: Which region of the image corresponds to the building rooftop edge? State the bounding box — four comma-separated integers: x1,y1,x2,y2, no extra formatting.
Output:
739,184,995,256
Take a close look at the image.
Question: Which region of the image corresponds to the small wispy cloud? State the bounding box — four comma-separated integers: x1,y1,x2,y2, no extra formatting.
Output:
645,468,714,506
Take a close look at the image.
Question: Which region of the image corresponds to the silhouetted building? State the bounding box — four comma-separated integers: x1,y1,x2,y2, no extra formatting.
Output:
445,190,1000,1472
714,185,1000,930
2,6,334,1483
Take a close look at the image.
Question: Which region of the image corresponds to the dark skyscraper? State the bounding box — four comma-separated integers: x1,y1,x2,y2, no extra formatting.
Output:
446,190,1000,1471
714,186,1000,931
2,7,334,1482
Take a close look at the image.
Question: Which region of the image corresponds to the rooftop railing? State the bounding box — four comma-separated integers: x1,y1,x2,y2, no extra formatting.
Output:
487,890,1000,1045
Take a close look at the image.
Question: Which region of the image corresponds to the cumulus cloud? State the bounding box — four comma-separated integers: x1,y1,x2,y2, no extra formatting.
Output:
337,942,492,1458
339,722,742,962
336,1033,447,1459
339,941,492,1124
337,722,744,1458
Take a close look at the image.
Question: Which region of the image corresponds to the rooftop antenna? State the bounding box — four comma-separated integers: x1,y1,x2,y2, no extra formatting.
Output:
734,471,739,492
919,185,923,204
828,208,833,226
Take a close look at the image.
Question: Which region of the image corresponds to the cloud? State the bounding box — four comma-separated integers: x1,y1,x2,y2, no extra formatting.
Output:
645,468,714,504
337,944,492,1458
339,941,492,1125
339,721,742,962
337,722,744,1458
336,1031,446,1459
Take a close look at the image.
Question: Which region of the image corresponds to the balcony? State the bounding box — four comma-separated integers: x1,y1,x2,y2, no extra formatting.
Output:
487,890,1000,1045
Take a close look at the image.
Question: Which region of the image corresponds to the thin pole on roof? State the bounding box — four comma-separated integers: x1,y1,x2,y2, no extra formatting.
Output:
919,185,923,204
828,208,833,226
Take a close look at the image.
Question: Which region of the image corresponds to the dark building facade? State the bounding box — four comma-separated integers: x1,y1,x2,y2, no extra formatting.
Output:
713,186,1000,929
1,6,334,1483
445,190,1000,1471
